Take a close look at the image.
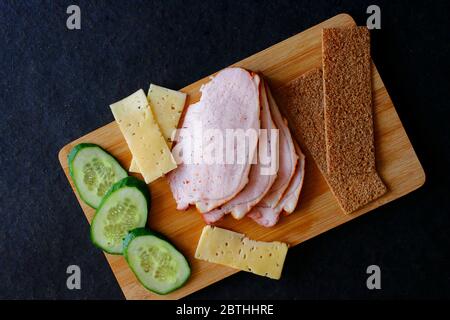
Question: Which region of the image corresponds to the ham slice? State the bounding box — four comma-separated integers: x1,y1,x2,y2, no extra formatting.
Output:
282,148,305,214
245,81,298,215
248,142,305,227
202,79,279,224
246,82,299,226
167,68,260,212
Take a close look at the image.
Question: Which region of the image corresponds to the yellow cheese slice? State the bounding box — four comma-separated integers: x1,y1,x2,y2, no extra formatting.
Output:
110,89,177,183
195,226,289,280
129,84,186,173
128,157,140,173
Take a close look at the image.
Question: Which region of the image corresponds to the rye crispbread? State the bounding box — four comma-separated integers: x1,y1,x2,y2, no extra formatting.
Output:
322,27,387,212
276,69,327,171
322,27,375,176
278,65,387,213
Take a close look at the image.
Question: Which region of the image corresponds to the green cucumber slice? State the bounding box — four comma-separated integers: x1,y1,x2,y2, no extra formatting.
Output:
68,143,128,208
91,177,150,254
124,228,191,295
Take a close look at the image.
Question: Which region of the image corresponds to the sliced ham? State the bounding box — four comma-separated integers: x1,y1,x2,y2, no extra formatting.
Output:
282,148,305,214
261,82,298,207
248,142,305,227
167,68,260,212
245,81,298,215
246,82,299,226
202,79,279,224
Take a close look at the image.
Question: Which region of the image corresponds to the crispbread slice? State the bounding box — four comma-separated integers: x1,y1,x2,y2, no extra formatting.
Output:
276,69,326,171
277,66,387,213
330,171,387,213
322,27,375,176
322,26,386,211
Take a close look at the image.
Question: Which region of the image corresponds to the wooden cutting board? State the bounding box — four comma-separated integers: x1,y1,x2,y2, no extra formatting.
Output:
58,13,425,300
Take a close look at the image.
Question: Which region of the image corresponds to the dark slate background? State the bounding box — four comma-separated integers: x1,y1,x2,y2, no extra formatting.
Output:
0,0,449,300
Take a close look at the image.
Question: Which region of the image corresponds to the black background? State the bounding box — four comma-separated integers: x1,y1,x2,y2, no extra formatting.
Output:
0,0,449,299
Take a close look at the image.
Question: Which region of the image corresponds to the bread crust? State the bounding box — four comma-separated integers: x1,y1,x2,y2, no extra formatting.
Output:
278,59,387,213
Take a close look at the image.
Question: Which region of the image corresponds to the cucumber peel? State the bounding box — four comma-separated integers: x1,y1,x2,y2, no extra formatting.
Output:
68,143,128,208
91,177,150,254
124,228,191,295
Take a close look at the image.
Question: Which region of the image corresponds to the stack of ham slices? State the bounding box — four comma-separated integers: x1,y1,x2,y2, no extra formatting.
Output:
168,67,305,227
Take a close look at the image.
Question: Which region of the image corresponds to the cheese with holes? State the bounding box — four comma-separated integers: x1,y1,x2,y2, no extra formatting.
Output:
110,89,177,183
195,226,289,279
129,84,186,173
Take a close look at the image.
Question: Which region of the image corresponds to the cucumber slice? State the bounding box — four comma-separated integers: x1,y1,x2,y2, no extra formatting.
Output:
124,228,191,295
68,143,128,208
91,177,150,254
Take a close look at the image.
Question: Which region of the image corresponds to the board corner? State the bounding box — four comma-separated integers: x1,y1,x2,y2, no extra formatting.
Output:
335,12,357,26
58,143,72,169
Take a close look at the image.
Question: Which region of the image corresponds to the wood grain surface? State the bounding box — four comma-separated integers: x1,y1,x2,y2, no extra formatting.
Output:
58,13,425,300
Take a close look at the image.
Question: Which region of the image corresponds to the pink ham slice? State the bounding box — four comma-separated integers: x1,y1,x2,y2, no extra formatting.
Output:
282,147,306,214
245,82,298,220
167,68,260,212
263,82,298,206
202,79,279,224
248,142,305,227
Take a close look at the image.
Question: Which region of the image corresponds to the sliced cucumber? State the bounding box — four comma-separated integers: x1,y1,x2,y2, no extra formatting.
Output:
124,228,191,295
68,143,128,208
91,177,150,254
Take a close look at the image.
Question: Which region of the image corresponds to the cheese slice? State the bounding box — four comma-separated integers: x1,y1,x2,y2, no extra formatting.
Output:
129,84,186,173
195,226,289,279
110,89,177,183
148,84,186,144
